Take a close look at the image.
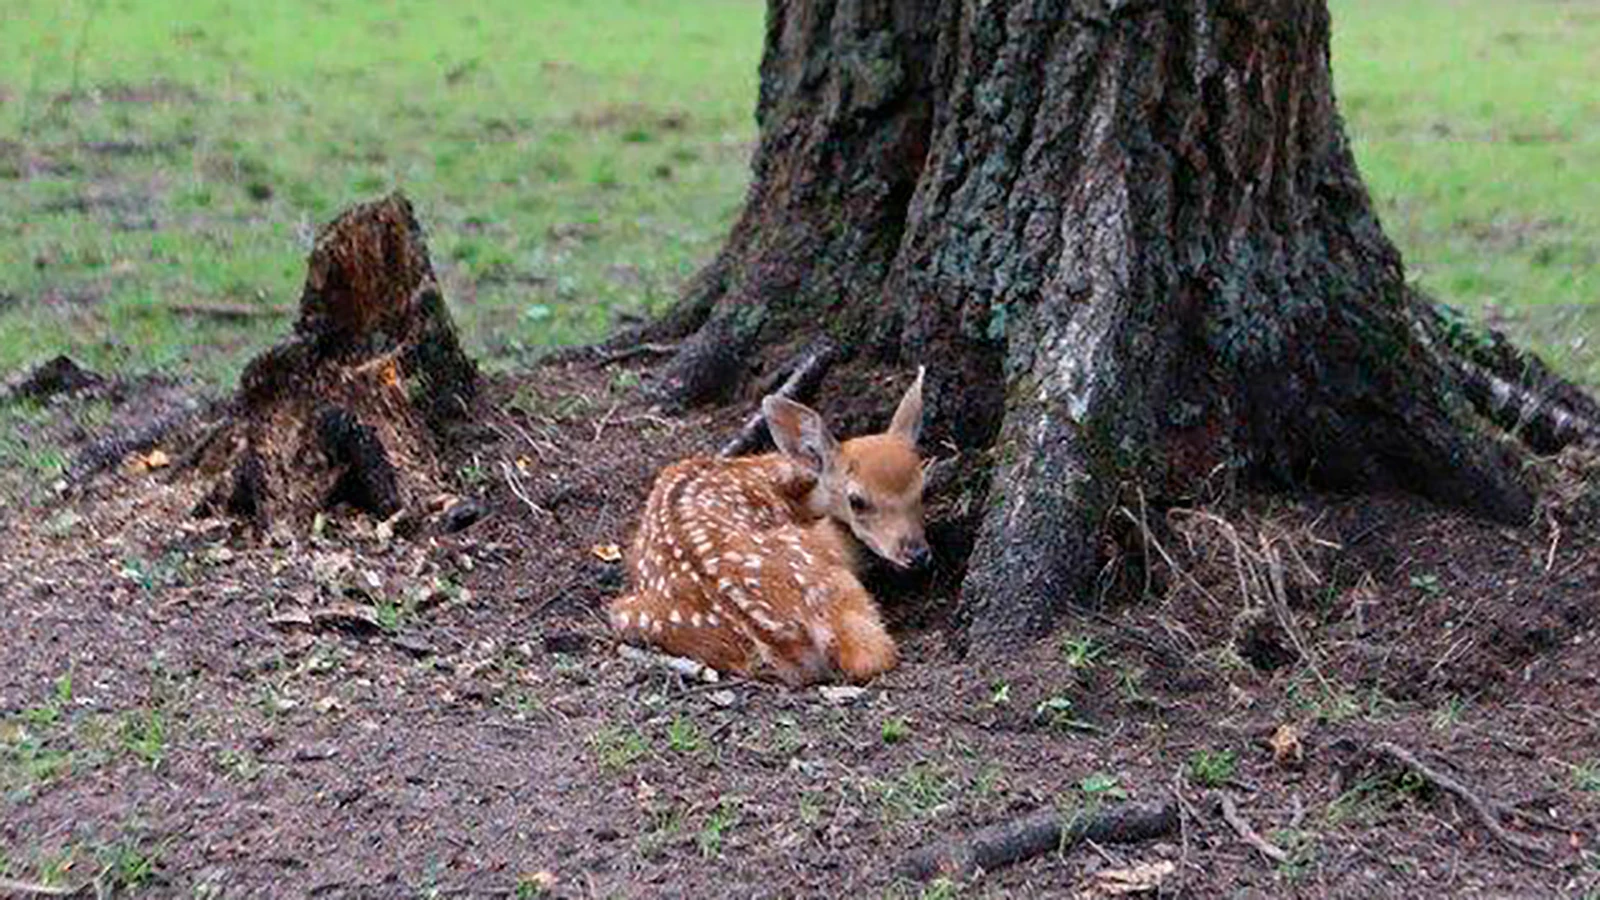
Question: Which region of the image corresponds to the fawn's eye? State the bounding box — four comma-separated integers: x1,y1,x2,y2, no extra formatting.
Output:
849,494,871,514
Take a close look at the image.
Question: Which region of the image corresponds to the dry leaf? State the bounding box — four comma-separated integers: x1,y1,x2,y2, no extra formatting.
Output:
521,871,557,892
1074,860,1175,898
591,543,623,562
125,449,171,473
1269,722,1304,766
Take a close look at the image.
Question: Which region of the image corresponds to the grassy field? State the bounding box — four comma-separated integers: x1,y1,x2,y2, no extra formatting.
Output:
0,0,1595,465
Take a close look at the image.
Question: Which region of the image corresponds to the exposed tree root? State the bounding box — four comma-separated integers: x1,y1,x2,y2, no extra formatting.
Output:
1372,740,1551,862
1414,300,1600,453
718,340,838,458
67,403,199,485
900,800,1178,882
1216,792,1290,865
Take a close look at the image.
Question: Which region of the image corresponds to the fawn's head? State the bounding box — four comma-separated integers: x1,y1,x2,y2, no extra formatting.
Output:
763,368,930,570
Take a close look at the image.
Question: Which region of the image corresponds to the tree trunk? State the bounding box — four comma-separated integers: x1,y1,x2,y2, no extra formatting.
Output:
191,193,477,532
654,0,1597,646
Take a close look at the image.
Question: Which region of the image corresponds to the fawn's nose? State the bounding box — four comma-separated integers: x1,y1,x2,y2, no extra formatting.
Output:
905,542,932,570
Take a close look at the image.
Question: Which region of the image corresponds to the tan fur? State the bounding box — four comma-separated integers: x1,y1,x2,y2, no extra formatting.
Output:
607,371,926,685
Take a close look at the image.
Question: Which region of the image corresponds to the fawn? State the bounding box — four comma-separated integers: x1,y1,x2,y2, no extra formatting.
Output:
608,369,929,685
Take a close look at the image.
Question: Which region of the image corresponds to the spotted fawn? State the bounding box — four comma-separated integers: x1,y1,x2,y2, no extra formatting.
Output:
608,369,929,685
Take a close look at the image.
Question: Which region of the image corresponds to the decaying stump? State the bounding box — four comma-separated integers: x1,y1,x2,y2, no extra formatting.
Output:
192,193,477,530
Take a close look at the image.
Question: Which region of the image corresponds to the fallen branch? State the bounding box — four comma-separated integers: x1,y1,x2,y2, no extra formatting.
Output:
170,301,287,321
591,341,681,366
900,800,1177,882
0,876,86,896
1372,740,1550,861
719,340,837,458
1216,792,1289,865
66,404,197,486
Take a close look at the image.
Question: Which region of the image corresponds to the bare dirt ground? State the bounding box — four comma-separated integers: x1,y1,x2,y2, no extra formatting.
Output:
2,359,1598,898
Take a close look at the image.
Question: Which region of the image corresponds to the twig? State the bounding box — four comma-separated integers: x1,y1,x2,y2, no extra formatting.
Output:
592,341,681,365
899,800,1177,882
1216,792,1290,865
170,302,287,321
719,340,838,458
498,459,549,518
0,877,86,897
591,400,621,442
1544,512,1561,573
1371,741,1550,861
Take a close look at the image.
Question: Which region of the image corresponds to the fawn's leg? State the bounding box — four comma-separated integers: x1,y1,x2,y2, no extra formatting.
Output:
823,572,898,682
607,593,761,677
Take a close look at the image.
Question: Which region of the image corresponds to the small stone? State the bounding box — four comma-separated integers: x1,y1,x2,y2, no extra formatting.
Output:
442,499,486,533
708,690,737,708
292,743,338,762
818,685,866,705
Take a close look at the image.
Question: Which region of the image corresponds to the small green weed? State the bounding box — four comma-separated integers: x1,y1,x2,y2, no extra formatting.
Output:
1431,695,1468,731
697,799,741,858
877,764,954,822
1408,573,1443,596
1573,759,1600,793
1060,635,1106,670
1187,749,1238,788
638,806,685,860
987,681,1010,707
1078,772,1127,801
591,725,648,773
1033,695,1098,733
665,715,703,755
100,839,163,891
216,748,262,782
119,710,165,767
881,717,910,745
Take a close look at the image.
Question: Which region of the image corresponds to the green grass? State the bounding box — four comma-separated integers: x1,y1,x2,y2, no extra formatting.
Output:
0,0,1592,402
1332,0,1600,384
0,0,762,388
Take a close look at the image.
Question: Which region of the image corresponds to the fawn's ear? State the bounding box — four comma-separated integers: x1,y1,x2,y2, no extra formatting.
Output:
763,396,839,474
887,366,925,446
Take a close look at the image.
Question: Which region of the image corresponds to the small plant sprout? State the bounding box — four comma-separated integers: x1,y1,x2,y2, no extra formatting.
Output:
1408,572,1443,595
665,715,703,755
881,717,911,744
988,681,1011,707
697,800,742,858
591,726,648,773
1187,748,1238,788
1060,634,1105,670
1078,772,1127,801
1573,759,1600,793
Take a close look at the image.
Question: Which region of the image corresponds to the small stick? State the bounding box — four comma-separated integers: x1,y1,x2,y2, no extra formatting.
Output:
170,302,286,321
1372,741,1550,860
1216,792,1289,865
900,800,1177,882
719,341,838,458
0,877,85,897
592,341,681,366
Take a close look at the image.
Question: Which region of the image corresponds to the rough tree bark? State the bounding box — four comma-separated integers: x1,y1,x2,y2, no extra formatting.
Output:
654,0,1600,646
191,193,477,531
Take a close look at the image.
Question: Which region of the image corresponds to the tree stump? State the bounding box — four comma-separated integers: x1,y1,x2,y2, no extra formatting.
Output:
192,193,477,531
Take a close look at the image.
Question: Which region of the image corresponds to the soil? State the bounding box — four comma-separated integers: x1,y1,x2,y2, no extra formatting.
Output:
1,358,1597,898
